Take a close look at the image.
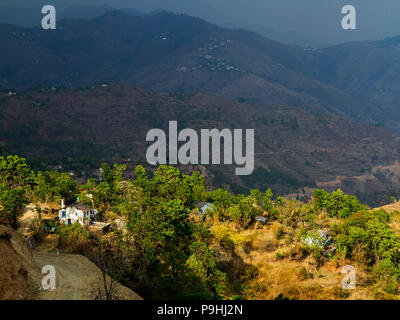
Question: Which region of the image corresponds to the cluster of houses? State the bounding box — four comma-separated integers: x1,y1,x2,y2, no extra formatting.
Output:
57,199,266,230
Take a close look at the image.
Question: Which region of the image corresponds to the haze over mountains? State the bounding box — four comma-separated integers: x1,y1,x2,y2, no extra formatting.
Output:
1,10,400,129
3,1,400,47
2,9,400,203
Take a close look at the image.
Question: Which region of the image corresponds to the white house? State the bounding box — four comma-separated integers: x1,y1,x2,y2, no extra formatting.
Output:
200,203,213,215
58,199,98,226
193,202,213,215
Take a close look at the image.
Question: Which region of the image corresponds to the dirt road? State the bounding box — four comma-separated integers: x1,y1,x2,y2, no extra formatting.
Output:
18,205,142,300
33,250,142,300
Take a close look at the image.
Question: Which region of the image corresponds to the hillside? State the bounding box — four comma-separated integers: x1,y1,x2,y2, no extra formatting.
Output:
307,37,400,132
0,225,38,299
2,155,400,300
3,10,400,131
0,10,364,119
1,84,400,203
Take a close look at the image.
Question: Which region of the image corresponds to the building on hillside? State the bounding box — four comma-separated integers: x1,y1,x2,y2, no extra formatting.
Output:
255,216,267,224
193,202,213,215
58,199,98,226
200,203,213,215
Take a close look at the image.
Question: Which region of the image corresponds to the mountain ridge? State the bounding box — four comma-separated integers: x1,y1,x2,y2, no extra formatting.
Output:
0,10,369,124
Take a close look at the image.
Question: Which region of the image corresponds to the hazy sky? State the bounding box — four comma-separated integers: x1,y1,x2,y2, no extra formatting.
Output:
3,0,400,46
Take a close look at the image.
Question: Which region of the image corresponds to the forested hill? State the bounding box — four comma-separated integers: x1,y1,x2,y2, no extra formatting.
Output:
2,155,400,300
1,84,400,204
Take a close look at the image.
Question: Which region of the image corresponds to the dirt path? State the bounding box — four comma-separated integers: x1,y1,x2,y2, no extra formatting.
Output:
18,204,36,236
17,204,142,300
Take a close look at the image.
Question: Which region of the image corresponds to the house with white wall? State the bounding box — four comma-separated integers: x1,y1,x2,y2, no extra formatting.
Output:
58,199,98,226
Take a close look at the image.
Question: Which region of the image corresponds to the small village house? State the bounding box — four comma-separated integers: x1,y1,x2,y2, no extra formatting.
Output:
194,202,213,215
58,199,98,226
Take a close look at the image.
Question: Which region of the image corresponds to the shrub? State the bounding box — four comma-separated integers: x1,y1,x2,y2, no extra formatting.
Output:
271,223,284,240
274,293,290,300
57,223,90,253
298,266,312,280
30,216,47,239
336,210,400,280
220,235,235,253
275,251,288,260
313,189,367,218
333,287,349,299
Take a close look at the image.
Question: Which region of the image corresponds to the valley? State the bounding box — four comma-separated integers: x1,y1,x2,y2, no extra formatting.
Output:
0,84,399,204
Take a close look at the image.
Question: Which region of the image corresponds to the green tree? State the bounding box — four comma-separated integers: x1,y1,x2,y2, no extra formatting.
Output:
112,165,226,299
313,189,366,218
0,155,35,189
93,163,126,208
229,194,258,228
0,155,34,227
0,188,28,227
35,171,78,204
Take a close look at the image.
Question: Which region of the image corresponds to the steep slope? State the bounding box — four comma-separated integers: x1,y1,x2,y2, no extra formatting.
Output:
310,37,400,132
0,225,39,299
1,84,399,200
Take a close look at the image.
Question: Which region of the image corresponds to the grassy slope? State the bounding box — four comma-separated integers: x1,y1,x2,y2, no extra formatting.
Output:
210,206,400,300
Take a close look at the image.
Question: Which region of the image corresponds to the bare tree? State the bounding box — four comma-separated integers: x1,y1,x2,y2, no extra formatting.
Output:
95,242,122,300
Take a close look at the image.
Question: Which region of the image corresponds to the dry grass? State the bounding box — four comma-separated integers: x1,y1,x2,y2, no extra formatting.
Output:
211,218,385,300
0,224,39,299
389,210,400,235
